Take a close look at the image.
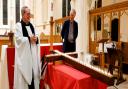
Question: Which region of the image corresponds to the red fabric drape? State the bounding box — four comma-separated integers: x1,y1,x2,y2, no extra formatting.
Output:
44,63,107,89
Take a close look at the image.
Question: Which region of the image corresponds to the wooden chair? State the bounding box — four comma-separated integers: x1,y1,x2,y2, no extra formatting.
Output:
107,48,125,85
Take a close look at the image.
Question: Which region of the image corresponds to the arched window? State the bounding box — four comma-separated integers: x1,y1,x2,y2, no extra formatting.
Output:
97,0,102,8
3,0,8,25
16,0,20,22
62,0,71,17
2,0,20,25
96,0,102,31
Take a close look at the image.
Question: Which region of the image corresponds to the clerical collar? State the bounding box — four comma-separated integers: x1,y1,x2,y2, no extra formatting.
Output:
70,20,74,23
21,20,30,26
70,21,73,24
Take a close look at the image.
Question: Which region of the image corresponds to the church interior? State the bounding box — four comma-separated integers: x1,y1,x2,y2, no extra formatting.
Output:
1,0,128,89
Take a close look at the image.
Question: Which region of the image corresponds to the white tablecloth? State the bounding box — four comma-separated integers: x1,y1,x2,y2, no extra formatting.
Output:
0,45,9,89
83,53,93,64
98,42,116,53
40,43,62,46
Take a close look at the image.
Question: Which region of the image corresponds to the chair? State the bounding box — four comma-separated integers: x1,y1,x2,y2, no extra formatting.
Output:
107,48,125,85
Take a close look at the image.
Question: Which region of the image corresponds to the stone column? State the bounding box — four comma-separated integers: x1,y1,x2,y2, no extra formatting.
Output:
47,0,54,21
9,0,15,32
74,0,90,54
70,0,76,9
34,0,44,25
0,0,2,25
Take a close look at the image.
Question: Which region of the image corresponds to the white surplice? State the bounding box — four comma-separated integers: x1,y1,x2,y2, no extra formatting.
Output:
14,22,41,89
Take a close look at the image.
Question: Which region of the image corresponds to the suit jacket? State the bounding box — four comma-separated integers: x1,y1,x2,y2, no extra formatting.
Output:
61,20,78,42
61,20,78,52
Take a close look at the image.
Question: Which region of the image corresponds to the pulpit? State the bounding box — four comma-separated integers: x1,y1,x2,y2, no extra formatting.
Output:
97,38,109,67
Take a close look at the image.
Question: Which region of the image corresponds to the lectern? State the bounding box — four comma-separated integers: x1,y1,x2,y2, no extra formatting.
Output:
97,38,109,67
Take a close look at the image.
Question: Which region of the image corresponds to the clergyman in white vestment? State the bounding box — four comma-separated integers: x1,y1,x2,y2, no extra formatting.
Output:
14,6,41,89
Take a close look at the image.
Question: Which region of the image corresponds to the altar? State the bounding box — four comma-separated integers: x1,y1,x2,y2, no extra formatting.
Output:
1,43,108,89
44,63,107,89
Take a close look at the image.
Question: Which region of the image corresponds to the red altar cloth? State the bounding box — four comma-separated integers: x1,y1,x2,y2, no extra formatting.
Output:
44,63,107,89
40,44,63,58
7,48,15,89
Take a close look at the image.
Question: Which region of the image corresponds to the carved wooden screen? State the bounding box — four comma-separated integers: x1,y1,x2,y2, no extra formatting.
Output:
54,16,70,42
89,1,128,64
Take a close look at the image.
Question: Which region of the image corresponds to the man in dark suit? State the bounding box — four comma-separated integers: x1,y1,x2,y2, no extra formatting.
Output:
61,9,78,52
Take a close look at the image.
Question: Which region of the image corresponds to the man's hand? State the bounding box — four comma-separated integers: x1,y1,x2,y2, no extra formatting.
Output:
30,35,37,44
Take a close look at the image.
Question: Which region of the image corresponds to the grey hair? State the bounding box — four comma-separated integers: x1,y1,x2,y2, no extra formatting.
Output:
21,6,29,16
70,9,76,15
